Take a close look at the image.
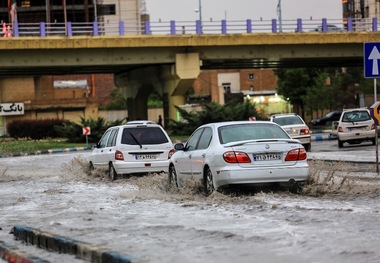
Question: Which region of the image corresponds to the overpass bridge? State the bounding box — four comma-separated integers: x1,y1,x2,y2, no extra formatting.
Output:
0,17,379,121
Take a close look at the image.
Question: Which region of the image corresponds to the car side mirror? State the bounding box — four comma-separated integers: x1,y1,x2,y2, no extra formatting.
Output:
332,121,339,130
174,143,185,151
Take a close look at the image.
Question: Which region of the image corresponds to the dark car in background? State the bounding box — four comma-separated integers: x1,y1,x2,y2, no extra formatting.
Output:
311,111,342,126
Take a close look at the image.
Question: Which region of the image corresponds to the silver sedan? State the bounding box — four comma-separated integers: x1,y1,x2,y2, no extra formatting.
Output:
169,121,309,195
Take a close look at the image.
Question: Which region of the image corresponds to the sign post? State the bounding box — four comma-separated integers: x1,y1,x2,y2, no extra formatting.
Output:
364,43,380,174
370,102,380,173
82,126,91,146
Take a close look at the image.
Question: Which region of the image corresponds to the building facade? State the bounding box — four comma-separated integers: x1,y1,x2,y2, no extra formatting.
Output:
342,0,380,30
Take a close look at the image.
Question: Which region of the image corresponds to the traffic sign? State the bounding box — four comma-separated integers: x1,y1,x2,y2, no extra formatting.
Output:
370,101,380,125
82,127,91,135
364,42,380,78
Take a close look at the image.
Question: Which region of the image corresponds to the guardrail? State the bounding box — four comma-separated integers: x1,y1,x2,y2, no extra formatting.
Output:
0,17,379,38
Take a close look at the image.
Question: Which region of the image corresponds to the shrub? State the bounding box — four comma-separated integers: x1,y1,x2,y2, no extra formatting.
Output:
7,119,67,140
54,116,126,143
167,99,263,136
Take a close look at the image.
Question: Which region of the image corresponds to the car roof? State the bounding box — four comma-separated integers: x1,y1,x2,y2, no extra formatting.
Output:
199,121,280,129
270,113,298,118
342,107,369,113
126,120,157,125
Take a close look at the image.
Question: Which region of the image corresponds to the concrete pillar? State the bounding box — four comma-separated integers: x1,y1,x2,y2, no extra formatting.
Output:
115,53,200,123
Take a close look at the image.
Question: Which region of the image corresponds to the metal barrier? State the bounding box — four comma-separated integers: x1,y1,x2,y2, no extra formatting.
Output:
0,17,379,38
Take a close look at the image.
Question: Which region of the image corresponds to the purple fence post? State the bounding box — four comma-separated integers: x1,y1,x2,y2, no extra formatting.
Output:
246,19,252,33
40,22,46,37
13,22,18,37
119,21,124,35
93,21,98,36
144,20,151,35
170,20,176,35
296,18,302,32
67,22,72,36
322,18,327,32
272,19,277,33
196,20,202,34
347,17,353,31
221,20,227,34
372,17,378,32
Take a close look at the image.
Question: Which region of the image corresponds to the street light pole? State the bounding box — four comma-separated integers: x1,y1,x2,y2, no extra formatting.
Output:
198,0,202,31
277,0,282,32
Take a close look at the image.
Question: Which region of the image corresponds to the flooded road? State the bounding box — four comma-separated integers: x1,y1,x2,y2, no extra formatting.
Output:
0,152,380,263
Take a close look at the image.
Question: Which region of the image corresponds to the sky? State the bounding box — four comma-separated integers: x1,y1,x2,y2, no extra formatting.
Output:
145,0,343,22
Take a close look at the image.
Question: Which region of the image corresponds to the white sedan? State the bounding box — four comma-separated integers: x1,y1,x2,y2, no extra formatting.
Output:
168,121,309,195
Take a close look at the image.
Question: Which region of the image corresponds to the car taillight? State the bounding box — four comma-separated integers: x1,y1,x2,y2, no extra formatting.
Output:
300,129,310,135
338,126,343,132
168,149,175,159
223,151,251,163
115,150,124,161
285,148,307,161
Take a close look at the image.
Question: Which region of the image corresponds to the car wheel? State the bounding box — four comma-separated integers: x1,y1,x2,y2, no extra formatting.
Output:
204,167,215,196
304,143,311,152
168,165,178,188
372,139,376,145
108,163,117,181
87,162,94,175
338,140,344,148
289,180,305,194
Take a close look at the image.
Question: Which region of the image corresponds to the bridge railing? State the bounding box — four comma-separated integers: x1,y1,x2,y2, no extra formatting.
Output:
1,17,379,38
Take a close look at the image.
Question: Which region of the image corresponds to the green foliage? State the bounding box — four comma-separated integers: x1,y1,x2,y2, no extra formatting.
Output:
166,99,262,136
148,91,163,108
54,116,126,143
101,88,128,110
7,119,66,140
277,67,371,116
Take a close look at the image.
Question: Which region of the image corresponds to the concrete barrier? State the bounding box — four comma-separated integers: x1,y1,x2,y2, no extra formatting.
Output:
11,225,140,263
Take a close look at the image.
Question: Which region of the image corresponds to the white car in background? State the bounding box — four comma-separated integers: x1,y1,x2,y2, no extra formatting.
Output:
269,113,311,151
89,122,175,180
168,121,309,195
337,108,376,148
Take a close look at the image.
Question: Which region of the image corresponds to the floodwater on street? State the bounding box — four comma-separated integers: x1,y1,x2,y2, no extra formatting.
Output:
0,152,380,263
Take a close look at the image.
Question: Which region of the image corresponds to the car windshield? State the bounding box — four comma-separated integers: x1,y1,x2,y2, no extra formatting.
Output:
218,123,290,144
341,111,371,122
272,116,304,126
121,127,169,145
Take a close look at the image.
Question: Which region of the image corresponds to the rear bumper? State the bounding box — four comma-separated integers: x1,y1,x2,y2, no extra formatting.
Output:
113,160,170,174
212,164,309,189
338,130,375,142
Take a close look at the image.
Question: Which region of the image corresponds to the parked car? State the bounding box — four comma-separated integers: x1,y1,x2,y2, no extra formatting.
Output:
336,108,376,148
89,122,175,180
168,121,309,195
311,24,343,32
311,110,342,126
269,113,311,151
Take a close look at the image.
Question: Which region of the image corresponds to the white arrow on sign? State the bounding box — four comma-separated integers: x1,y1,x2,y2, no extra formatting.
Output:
369,46,380,75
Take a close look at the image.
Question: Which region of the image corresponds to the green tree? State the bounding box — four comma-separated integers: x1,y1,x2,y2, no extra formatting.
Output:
167,99,262,136
102,88,128,110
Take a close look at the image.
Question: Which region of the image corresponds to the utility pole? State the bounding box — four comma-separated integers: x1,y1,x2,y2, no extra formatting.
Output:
63,0,67,35
198,0,202,31
277,0,282,32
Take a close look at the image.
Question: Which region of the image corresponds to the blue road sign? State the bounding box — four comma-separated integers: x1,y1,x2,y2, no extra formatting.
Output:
364,42,380,78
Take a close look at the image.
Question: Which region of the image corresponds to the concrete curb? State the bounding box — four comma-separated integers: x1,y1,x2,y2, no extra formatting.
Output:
311,133,336,141
0,240,49,263
0,146,91,158
11,225,140,263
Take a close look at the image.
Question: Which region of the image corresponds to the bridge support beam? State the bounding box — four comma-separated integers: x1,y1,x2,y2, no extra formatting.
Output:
115,53,200,125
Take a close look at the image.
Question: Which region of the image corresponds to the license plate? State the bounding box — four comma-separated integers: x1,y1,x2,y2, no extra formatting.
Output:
253,154,282,161
135,154,158,160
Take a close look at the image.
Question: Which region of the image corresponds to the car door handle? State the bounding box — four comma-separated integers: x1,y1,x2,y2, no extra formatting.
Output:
202,153,206,158
188,154,192,159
